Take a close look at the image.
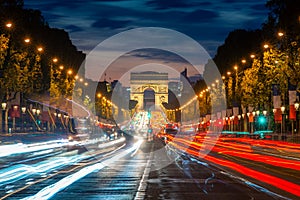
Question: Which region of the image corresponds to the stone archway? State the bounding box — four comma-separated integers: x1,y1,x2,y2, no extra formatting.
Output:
130,72,168,110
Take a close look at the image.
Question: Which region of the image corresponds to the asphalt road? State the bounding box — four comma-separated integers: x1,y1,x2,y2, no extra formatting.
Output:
0,134,297,200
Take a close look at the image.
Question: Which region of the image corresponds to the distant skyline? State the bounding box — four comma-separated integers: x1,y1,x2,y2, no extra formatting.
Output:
24,0,269,81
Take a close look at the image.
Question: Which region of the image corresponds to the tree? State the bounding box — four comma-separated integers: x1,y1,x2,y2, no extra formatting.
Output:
213,29,264,75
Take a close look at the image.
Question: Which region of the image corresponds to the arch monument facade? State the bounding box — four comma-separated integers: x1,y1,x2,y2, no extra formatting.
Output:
130,72,168,110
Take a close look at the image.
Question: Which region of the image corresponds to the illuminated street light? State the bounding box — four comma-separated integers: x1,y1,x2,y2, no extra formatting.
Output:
227,71,231,76
2,102,7,110
234,65,238,70
222,76,225,80
67,69,73,75
241,59,246,64
97,93,102,98
6,22,12,28
24,38,30,43
84,82,88,86
280,106,285,113
263,110,267,116
278,32,284,37
59,65,64,70
250,54,255,59
53,58,58,63
263,44,269,49
37,47,43,52
295,101,299,110
21,107,26,113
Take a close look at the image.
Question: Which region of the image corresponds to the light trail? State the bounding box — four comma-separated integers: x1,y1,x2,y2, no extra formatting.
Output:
22,139,143,200
0,138,126,187
0,140,70,158
168,138,300,197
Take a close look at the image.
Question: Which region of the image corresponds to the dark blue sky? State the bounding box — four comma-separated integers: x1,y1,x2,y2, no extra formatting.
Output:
24,0,269,56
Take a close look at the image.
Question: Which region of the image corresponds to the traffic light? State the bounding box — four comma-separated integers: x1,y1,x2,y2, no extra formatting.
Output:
258,116,266,125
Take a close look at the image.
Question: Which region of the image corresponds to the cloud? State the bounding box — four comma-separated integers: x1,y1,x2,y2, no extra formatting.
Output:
92,18,131,29
146,0,191,10
183,9,219,22
64,25,83,33
146,0,213,10
127,49,189,64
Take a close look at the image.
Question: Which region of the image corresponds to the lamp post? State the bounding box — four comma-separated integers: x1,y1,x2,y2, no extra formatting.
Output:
280,106,285,140
21,106,26,132
2,103,7,133
295,100,300,134
252,111,256,133
238,115,241,131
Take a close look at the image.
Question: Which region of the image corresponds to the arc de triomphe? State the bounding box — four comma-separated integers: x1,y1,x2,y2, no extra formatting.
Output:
130,72,168,110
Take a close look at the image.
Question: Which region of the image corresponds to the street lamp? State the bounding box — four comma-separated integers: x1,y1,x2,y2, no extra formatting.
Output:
24,38,31,44
32,108,37,115
6,22,12,28
21,106,26,113
2,103,7,110
2,103,7,133
238,115,241,131
278,32,284,37
295,100,300,134
21,106,26,132
263,110,267,116
280,106,285,140
263,44,269,49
